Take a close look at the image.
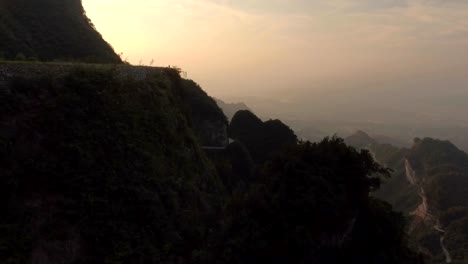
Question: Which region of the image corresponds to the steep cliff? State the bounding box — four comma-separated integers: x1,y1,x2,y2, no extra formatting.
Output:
0,0,121,63
229,110,297,163
0,65,224,263
366,138,468,263
215,98,252,120
180,79,228,147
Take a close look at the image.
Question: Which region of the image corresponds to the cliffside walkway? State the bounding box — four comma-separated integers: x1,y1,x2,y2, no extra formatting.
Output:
0,61,175,84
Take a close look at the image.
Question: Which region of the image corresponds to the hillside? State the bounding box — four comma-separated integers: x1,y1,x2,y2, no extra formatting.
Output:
215,111,422,264
215,98,252,120
406,139,468,263
0,0,121,63
0,65,426,263
229,110,297,163
344,130,377,149
0,2,426,263
0,66,225,263
349,134,468,264
181,81,228,146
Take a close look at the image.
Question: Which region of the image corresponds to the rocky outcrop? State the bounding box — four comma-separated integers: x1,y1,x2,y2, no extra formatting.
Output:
406,159,452,263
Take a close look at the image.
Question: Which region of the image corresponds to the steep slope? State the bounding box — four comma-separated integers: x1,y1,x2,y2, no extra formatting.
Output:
215,136,421,264
0,66,222,263
0,65,425,263
369,143,419,213
181,80,228,147
0,0,121,63
364,137,468,263
215,98,252,120
229,110,297,163
345,130,377,149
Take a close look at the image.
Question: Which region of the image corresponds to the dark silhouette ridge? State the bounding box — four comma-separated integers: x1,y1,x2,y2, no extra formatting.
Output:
0,0,121,63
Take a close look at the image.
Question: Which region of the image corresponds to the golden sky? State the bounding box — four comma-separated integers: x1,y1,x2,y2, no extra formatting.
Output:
82,0,468,98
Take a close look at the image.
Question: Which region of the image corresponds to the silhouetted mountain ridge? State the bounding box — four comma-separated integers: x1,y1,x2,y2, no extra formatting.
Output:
0,0,121,63
344,130,377,149
215,98,252,120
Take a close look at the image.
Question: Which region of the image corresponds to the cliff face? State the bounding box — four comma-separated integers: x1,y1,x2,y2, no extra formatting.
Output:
229,110,297,163
368,138,468,263
180,79,228,147
0,66,223,263
214,98,252,121
0,0,121,63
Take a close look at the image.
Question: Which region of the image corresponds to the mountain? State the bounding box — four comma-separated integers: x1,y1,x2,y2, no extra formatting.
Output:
350,134,468,263
215,98,252,120
404,139,468,263
229,110,297,163
0,66,225,263
0,67,423,263
0,2,425,263
219,111,422,263
344,130,377,149
181,80,228,146
0,0,121,63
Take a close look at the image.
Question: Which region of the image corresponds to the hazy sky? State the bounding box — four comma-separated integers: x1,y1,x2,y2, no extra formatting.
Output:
82,0,468,99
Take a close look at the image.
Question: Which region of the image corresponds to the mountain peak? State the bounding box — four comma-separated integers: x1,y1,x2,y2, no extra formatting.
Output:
345,130,377,149
0,0,121,63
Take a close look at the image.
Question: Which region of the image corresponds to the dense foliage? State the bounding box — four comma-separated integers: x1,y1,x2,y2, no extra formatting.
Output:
408,139,468,263
368,143,420,213
353,135,468,263
0,67,222,263
0,0,121,63
214,137,420,264
0,68,423,263
229,110,297,163
179,79,228,146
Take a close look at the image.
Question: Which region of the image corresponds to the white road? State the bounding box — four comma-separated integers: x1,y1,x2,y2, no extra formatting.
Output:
405,159,453,263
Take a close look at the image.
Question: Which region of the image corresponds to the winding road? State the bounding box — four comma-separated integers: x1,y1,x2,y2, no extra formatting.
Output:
405,160,452,263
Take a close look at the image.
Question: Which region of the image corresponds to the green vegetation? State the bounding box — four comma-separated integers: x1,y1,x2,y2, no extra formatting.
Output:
179,79,228,146
0,73,424,263
0,67,222,263
229,110,297,163
350,133,468,263
369,143,420,213
0,0,121,63
214,134,421,264
0,2,427,260
408,139,468,263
